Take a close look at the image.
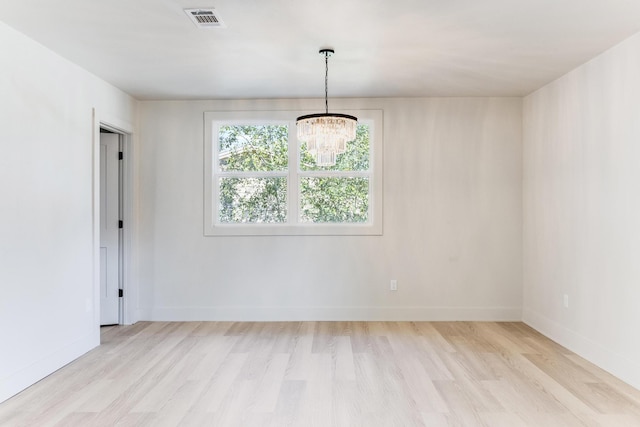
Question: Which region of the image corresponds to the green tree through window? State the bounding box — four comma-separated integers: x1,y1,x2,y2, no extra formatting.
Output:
300,125,370,223
219,125,288,172
218,125,288,223
217,123,371,224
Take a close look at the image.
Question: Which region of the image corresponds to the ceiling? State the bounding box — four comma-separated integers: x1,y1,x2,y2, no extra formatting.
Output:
2,0,640,100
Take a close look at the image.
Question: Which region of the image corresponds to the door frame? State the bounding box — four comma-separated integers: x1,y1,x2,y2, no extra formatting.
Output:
99,130,122,325
92,109,136,333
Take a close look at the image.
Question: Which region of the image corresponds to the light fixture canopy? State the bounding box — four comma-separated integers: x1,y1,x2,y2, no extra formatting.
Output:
296,49,357,166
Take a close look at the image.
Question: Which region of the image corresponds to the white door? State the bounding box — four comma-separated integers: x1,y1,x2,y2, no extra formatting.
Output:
100,133,120,325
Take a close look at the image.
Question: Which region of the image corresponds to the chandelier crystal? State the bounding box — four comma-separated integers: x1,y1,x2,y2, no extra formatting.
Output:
297,49,357,167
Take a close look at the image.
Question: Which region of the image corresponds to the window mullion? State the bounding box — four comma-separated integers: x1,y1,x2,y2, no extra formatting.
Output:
217,171,287,178
288,121,299,224
298,170,371,178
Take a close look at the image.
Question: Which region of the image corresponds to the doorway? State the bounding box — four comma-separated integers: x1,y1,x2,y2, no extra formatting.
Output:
99,128,123,325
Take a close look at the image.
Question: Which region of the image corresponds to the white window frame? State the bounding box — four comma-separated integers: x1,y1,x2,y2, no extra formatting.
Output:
204,109,383,236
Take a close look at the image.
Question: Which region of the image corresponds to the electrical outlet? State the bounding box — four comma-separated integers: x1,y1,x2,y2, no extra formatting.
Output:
563,294,569,308
390,280,398,291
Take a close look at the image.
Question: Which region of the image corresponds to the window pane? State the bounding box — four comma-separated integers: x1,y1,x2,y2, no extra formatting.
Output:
219,177,287,223
219,125,288,172
300,177,369,223
300,124,370,172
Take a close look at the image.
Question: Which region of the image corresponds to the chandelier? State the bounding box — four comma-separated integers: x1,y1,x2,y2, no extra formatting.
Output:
296,48,357,166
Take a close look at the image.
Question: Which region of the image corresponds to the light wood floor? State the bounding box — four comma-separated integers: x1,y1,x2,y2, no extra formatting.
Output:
1,322,640,427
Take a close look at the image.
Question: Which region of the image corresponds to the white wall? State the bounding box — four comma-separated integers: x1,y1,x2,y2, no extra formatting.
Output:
523,32,640,389
138,97,522,321
0,21,137,402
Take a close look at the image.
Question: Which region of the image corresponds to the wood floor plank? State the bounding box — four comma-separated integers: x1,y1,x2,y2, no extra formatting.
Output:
283,323,314,381
566,353,640,410
191,352,249,413
249,353,290,413
393,353,448,413
334,336,356,381
269,380,306,427
1,321,640,427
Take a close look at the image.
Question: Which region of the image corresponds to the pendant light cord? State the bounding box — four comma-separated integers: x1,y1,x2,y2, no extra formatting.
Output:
325,51,329,114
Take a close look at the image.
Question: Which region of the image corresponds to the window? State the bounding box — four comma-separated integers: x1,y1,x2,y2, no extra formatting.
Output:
204,110,382,236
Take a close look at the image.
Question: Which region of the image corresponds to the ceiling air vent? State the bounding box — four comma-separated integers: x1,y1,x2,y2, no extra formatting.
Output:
184,9,225,28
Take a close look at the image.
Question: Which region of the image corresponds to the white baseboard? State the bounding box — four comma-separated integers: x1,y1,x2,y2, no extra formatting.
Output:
137,307,152,321
140,306,522,322
523,308,640,390
0,333,97,404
